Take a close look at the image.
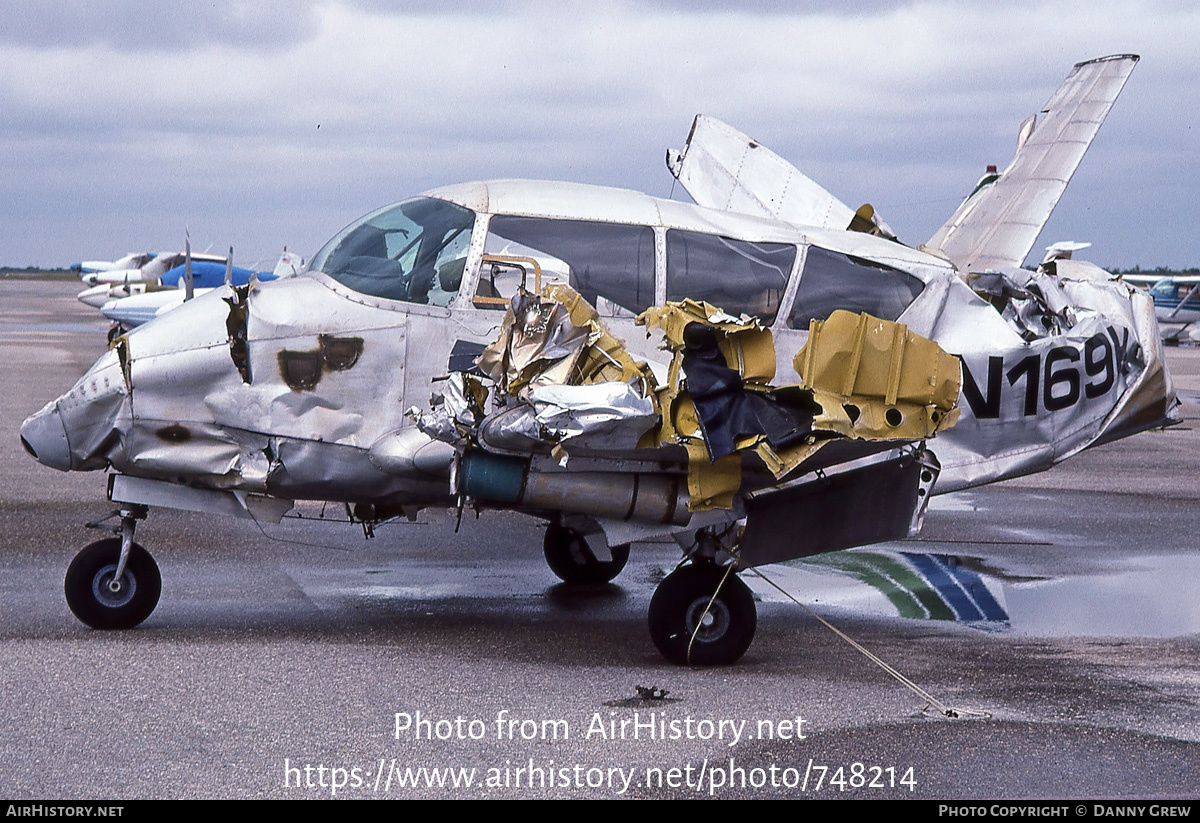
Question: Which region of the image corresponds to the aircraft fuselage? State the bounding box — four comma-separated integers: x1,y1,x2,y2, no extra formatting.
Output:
22,179,1173,513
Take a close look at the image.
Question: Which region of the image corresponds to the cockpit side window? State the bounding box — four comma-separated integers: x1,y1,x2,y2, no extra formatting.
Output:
1149,279,1187,302
480,217,655,315
787,246,924,329
665,231,795,322
308,198,475,306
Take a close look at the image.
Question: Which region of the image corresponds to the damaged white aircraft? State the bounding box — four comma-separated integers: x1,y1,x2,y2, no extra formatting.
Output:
21,54,1174,664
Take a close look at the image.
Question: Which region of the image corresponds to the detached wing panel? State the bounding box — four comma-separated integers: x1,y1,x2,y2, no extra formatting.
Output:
928,54,1139,272
668,115,857,230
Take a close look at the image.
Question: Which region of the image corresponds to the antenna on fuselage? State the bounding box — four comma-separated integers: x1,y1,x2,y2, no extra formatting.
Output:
183,232,194,302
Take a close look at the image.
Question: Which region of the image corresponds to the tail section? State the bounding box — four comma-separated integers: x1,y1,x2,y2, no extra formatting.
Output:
272,248,304,278
927,54,1139,272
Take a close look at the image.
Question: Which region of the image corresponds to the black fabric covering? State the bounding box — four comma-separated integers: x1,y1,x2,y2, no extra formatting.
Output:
681,323,819,460
448,339,487,375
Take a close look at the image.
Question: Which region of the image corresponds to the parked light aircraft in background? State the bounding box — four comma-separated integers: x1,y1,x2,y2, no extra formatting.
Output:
94,250,305,329
76,257,253,309
76,249,304,327
71,252,155,276
74,249,229,286
21,55,1175,665
1118,272,1200,343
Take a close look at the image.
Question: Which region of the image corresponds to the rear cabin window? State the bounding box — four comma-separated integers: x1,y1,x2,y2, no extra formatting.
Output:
788,247,924,329
478,217,655,316
665,231,795,322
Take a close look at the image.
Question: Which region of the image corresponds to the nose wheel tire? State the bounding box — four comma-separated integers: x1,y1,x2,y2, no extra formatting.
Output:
64,538,161,630
649,563,756,665
543,524,630,584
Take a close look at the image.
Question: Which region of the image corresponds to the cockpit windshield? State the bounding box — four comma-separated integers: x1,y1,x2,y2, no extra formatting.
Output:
308,197,475,306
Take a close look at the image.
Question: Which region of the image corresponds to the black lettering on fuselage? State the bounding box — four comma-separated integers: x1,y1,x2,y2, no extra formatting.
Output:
958,330,1123,420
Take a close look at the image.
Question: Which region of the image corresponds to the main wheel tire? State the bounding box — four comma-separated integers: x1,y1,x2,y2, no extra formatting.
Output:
648,563,756,665
543,524,630,584
64,538,161,630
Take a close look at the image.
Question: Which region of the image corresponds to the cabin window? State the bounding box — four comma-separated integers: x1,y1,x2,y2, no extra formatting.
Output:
1149,280,1193,303
308,198,475,306
477,217,655,315
787,247,924,329
664,231,794,322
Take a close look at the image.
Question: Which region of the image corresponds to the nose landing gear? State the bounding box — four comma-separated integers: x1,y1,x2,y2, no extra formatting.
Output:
65,507,160,629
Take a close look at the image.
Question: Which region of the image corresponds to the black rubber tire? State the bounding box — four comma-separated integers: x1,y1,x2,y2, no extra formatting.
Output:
648,563,756,665
543,524,630,584
64,538,161,630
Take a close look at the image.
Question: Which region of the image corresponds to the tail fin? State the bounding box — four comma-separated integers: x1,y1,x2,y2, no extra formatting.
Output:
927,54,1139,272
272,248,303,278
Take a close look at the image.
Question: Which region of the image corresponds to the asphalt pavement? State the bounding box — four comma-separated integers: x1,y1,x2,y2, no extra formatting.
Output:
1,277,1198,800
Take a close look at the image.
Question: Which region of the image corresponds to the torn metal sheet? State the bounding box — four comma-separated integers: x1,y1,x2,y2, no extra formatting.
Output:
408,287,651,464
795,309,961,441
435,286,957,524
407,372,489,447
402,283,960,526
477,283,654,397
525,382,658,451
905,257,1174,491
636,300,961,509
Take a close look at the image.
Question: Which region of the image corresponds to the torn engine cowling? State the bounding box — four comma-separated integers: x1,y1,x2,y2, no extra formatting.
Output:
411,284,961,564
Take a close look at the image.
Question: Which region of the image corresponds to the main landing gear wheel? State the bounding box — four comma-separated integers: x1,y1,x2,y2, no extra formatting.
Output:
648,563,756,666
543,524,630,584
64,537,161,630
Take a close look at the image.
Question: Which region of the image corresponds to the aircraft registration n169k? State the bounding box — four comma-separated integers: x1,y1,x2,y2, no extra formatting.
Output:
20,54,1175,665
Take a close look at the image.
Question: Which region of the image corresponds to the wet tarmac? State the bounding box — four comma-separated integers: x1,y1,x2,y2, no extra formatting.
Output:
1,277,1198,799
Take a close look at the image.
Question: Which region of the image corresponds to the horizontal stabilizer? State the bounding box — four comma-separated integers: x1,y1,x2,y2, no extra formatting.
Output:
928,54,1139,272
667,115,858,230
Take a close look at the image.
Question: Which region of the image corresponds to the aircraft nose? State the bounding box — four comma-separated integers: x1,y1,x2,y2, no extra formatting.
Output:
20,402,72,471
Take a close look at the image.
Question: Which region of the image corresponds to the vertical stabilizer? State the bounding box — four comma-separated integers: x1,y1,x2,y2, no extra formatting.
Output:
927,54,1139,272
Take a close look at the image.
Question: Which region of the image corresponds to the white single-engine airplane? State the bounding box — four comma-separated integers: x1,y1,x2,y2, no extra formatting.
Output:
21,55,1175,665
74,249,230,287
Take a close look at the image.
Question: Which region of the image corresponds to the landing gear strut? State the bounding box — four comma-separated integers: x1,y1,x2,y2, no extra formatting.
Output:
65,507,160,629
543,523,630,584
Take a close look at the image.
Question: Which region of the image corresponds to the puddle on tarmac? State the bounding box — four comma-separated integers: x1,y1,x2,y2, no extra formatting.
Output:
748,549,1200,638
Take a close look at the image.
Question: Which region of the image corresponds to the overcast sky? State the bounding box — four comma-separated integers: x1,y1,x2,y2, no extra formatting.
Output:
1,0,1195,270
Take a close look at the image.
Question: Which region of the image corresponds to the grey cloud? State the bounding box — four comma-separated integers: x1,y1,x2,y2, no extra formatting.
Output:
0,1,1195,270
0,1,320,50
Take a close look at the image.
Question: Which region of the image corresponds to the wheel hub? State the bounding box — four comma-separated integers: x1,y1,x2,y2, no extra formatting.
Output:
684,596,730,643
92,565,136,608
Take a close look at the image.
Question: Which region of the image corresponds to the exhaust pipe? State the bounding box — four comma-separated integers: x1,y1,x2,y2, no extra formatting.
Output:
459,452,691,526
